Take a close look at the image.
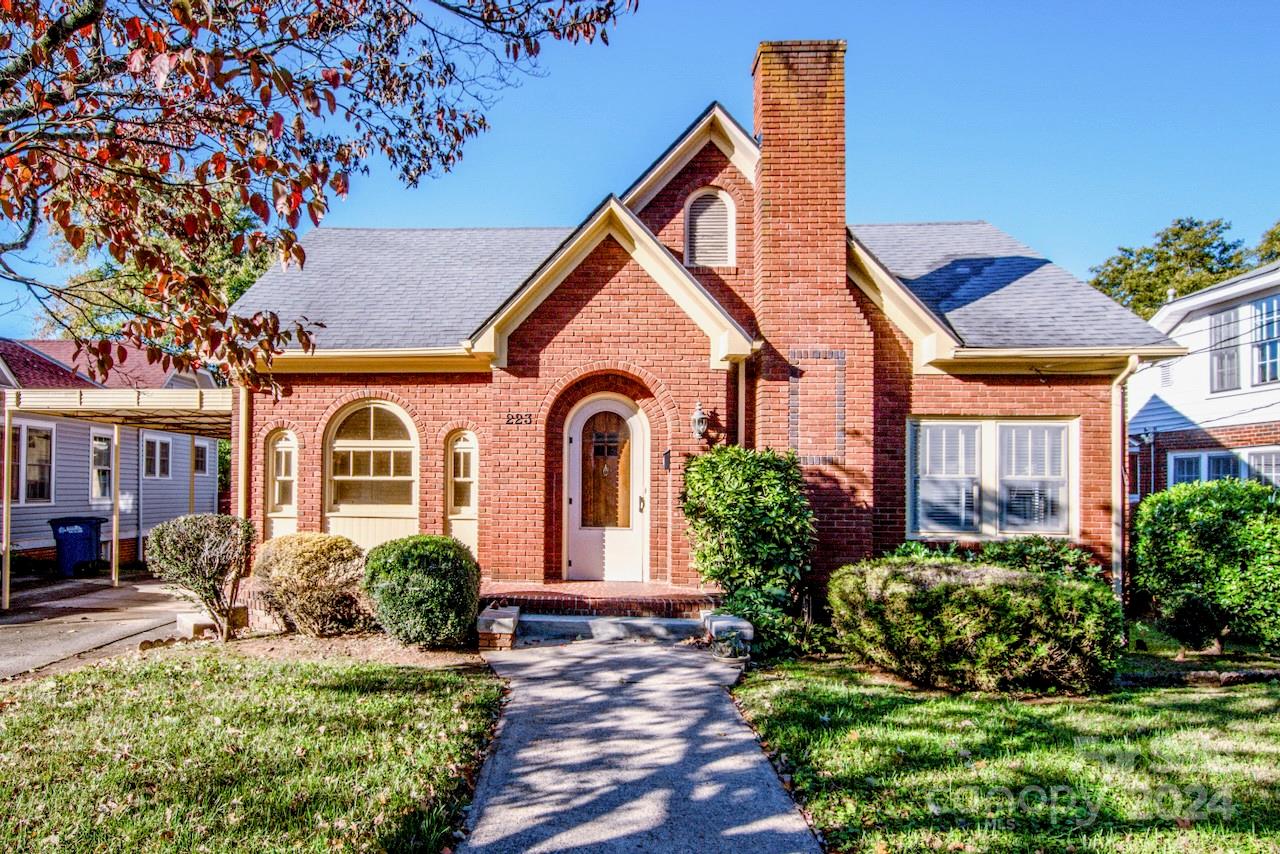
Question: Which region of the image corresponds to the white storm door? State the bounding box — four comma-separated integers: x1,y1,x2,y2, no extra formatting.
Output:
566,400,647,581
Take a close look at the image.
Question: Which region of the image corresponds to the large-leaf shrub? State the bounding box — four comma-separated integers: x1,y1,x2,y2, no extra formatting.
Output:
682,446,816,657
829,557,1124,693
1133,479,1280,650
363,535,480,647
148,514,254,641
253,533,371,637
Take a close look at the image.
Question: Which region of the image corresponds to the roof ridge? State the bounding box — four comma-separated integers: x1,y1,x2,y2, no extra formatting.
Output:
309,225,572,233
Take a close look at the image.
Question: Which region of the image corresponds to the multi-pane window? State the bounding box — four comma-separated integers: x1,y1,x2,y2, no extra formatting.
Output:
194,442,210,476
447,432,476,517
143,437,171,478
8,423,54,504
1170,455,1202,486
1255,296,1280,384
1249,451,1280,486
91,433,113,502
1209,308,1240,392
909,420,1075,538
999,424,1069,534
1207,453,1240,481
328,403,415,508
268,432,296,513
910,423,980,534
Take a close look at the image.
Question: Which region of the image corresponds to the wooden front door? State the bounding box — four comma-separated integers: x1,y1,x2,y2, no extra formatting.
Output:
566,397,647,581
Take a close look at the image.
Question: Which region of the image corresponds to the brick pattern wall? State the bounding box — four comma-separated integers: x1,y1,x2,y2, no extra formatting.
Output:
17,536,140,566
1130,420,1280,498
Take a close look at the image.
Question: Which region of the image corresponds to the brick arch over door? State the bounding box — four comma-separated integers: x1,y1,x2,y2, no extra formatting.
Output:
542,370,676,582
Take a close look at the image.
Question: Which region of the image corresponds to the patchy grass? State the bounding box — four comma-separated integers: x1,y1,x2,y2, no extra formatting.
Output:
0,645,501,853
734,658,1280,853
1121,621,1280,680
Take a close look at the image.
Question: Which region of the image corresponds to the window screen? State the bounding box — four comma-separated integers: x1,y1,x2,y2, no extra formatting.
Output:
998,424,1068,533
911,423,980,533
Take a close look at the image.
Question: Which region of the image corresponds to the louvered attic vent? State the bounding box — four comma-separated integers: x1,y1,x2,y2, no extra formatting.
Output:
685,190,731,267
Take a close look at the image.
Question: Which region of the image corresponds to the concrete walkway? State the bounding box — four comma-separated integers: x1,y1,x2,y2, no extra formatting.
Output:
462,641,821,854
0,580,196,678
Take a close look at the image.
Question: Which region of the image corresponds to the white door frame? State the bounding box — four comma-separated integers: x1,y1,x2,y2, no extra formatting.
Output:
561,392,650,581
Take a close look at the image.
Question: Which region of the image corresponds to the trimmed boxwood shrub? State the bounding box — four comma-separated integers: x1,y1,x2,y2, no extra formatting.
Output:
887,536,1101,580
253,533,370,637
682,446,817,658
829,557,1124,693
1133,479,1280,651
148,514,254,641
363,535,480,647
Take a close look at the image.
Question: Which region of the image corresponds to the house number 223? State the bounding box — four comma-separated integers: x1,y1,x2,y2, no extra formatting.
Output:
505,412,533,425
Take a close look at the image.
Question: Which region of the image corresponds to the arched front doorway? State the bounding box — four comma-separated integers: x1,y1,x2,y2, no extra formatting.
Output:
563,393,650,581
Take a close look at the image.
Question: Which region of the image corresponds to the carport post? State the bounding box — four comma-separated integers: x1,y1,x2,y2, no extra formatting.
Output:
2,404,11,610
188,434,196,514
111,423,120,587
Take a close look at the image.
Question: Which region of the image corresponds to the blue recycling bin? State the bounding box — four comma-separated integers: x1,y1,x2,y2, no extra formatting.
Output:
48,517,108,578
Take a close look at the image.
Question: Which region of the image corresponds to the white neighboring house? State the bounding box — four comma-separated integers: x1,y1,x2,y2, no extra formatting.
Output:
0,339,220,569
1128,260,1280,498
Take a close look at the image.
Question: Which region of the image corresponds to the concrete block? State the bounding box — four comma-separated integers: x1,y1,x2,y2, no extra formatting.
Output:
176,612,217,639
477,605,520,635
703,613,754,643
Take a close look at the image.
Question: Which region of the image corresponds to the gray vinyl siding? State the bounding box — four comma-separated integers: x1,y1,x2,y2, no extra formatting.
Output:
6,417,217,552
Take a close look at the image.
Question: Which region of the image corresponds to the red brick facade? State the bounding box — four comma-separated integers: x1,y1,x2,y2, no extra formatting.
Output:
1129,421,1280,498
236,40,1130,586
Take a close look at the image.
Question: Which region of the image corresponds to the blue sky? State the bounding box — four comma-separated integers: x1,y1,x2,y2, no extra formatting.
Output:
2,0,1277,337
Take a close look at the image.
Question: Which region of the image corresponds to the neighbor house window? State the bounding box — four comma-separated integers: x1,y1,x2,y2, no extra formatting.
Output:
684,187,733,267
143,436,171,479
327,402,416,509
8,422,54,505
193,442,210,476
1255,296,1280,384
90,431,113,503
1249,451,1280,486
1170,454,1202,486
1207,452,1240,481
1209,308,1240,392
268,431,296,513
908,419,1076,539
1168,449,1259,486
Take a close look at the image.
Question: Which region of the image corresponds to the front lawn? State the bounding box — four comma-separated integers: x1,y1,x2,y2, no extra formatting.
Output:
735,659,1280,853
0,645,501,852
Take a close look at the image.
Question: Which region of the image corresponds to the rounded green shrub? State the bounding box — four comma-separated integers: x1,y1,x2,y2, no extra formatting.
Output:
1133,479,1280,650
885,536,1100,580
829,557,1124,693
253,533,370,637
148,514,254,641
363,535,480,647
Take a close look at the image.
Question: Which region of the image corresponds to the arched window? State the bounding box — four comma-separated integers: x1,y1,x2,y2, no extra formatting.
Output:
265,431,297,539
445,431,478,554
684,187,734,267
327,402,416,510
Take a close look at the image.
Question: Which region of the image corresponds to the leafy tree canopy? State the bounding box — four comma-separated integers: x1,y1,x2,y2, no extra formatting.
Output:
0,0,635,385
1090,216,1280,319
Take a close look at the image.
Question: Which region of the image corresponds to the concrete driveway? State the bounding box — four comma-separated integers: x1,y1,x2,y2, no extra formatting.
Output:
462,641,821,854
0,580,197,678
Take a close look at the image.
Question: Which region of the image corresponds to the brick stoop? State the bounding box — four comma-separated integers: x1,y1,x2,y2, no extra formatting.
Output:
480,581,720,619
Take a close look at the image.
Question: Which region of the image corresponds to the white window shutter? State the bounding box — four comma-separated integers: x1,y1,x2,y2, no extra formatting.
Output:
686,192,731,266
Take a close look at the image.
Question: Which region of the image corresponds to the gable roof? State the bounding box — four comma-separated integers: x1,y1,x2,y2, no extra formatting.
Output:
1148,260,1280,333
20,339,203,389
0,339,96,389
235,227,572,350
849,220,1176,350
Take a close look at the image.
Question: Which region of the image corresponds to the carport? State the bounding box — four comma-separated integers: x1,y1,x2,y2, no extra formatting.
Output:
2,388,233,609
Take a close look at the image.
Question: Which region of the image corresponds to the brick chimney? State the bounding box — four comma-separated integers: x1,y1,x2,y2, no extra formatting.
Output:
750,40,848,452
751,40,872,573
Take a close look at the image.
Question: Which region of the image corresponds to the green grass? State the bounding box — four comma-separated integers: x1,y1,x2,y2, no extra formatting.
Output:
0,646,501,853
1121,621,1280,680
735,659,1280,853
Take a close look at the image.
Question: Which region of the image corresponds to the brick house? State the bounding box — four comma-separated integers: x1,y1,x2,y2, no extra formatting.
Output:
232,40,1178,595
1129,260,1280,498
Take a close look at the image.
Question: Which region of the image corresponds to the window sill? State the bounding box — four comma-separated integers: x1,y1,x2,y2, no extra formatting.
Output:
908,531,1075,542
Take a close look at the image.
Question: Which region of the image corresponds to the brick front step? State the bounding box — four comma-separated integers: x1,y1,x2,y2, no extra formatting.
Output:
480,581,720,620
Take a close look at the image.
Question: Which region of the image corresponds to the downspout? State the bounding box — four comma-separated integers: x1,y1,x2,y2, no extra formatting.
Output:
1110,355,1140,598
737,359,747,447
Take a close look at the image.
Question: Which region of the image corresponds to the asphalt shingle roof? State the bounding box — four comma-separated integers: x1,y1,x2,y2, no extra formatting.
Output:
233,227,572,349
22,339,179,389
233,220,1170,352
849,220,1174,348
0,339,95,389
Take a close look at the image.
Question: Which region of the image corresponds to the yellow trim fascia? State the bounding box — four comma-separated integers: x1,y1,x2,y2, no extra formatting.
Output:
846,245,959,370
623,106,760,212
263,348,492,374
949,345,1187,361
475,198,753,371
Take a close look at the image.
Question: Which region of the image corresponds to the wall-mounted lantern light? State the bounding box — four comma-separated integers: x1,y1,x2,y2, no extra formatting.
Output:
691,401,709,439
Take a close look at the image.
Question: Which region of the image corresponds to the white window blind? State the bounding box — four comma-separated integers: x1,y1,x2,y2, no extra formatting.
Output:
685,192,731,267
1249,451,1280,486
998,424,1068,533
911,423,980,533
1209,308,1239,392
